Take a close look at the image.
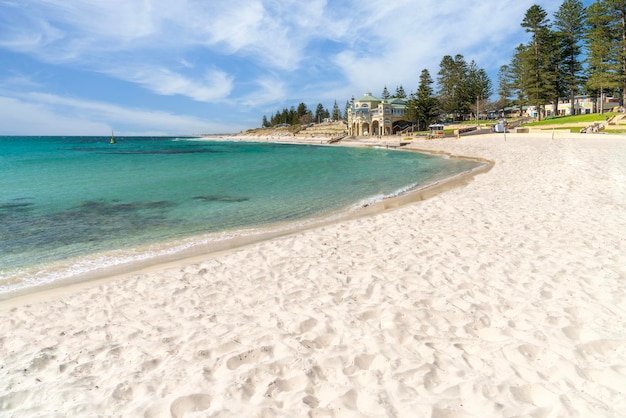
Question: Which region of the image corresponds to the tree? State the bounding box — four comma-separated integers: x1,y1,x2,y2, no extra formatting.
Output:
509,44,531,116
407,69,440,131
314,103,327,123
299,111,313,125
395,85,407,98
381,86,391,99
605,0,626,106
344,99,352,121
586,1,619,111
546,29,567,117
262,115,270,128
553,0,587,116
332,100,341,121
585,0,626,110
436,54,490,120
271,110,281,126
496,64,513,113
465,60,493,118
437,54,469,119
521,4,553,119
296,102,309,118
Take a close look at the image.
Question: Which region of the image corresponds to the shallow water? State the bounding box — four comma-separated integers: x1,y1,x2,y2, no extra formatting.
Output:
0,136,482,295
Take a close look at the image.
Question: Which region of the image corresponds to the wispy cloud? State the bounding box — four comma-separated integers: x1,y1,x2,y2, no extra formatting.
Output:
0,93,236,135
105,66,234,102
240,76,287,107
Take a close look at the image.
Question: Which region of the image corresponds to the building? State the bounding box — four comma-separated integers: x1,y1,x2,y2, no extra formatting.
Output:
347,92,410,136
543,95,620,117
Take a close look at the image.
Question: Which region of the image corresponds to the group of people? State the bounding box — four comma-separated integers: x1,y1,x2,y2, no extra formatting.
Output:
580,124,602,134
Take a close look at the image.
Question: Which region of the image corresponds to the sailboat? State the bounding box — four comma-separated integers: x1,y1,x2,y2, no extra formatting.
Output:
110,130,116,144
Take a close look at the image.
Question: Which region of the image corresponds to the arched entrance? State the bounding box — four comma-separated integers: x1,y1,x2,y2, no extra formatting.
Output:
371,120,380,136
361,122,370,136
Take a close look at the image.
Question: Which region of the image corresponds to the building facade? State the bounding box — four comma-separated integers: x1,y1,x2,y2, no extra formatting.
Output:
542,95,620,117
347,92,409,136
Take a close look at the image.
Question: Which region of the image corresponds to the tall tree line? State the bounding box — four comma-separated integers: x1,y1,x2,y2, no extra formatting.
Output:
402,54,492,129
262,102,336,128
262,1,626,129
504,0,626,120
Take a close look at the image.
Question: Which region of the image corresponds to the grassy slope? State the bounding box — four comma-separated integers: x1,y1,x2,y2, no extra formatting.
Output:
525,113,617,126
521,112,626,133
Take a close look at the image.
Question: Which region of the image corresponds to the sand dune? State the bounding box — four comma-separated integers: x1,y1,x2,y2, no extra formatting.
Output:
1,134,625,417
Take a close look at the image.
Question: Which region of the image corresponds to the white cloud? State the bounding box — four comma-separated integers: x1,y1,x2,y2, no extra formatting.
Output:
0,96,109,135
108,67,234,102
330,0,541,95
0,93,238,135
240,76,287,107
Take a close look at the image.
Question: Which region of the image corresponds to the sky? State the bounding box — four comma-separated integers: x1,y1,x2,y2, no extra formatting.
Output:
0,0,594,136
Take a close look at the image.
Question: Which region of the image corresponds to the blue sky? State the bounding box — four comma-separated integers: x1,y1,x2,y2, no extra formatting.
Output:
0,0,592,136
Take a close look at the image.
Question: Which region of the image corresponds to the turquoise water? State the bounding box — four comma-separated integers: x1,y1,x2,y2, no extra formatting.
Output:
0,136,482,295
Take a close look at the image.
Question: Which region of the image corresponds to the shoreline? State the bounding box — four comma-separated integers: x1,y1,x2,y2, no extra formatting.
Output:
1,133,624,416
0,138,491,304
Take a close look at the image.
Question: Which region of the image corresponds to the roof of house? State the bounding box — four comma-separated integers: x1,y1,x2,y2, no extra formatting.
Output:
356,92,380,102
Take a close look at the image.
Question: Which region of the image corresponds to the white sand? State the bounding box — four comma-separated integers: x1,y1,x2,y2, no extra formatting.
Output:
1,134,625,417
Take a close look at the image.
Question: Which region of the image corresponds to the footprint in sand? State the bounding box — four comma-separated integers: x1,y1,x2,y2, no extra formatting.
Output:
265,374,310,398
302,394,320,408
300,317,318,333
358,309,382,321
0,390,30,412
226,345,273,370
510,384,557,407
170,393,212,418
112,381,134,402
275,374,309,392
354,353,377,370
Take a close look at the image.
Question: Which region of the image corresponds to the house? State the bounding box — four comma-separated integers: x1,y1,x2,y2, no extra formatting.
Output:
347,92,411,136
544,95,620,117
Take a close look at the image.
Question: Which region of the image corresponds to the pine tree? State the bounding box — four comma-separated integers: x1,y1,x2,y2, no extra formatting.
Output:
437,54,470,119
262,115,270,128
331,101,341,121
314,103,326,123
521,4,553,119
344,99,352,121
586,0,626,109
553,0,587,115
299,110,313,125
381,86,391,99
509,44,531,116
395,85,406,98
296,102,308,118
496,64,512,114
586,2,619,111
411,69,440,130
272,111,281,126
465,60,493,118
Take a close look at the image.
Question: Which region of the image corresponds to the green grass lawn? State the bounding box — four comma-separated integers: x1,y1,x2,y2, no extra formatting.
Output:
525,112,618,126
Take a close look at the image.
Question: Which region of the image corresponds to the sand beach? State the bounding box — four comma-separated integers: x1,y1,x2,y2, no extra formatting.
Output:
1,133,625,417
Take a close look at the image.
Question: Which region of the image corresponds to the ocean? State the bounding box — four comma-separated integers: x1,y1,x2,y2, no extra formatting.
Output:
0,136,482,297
